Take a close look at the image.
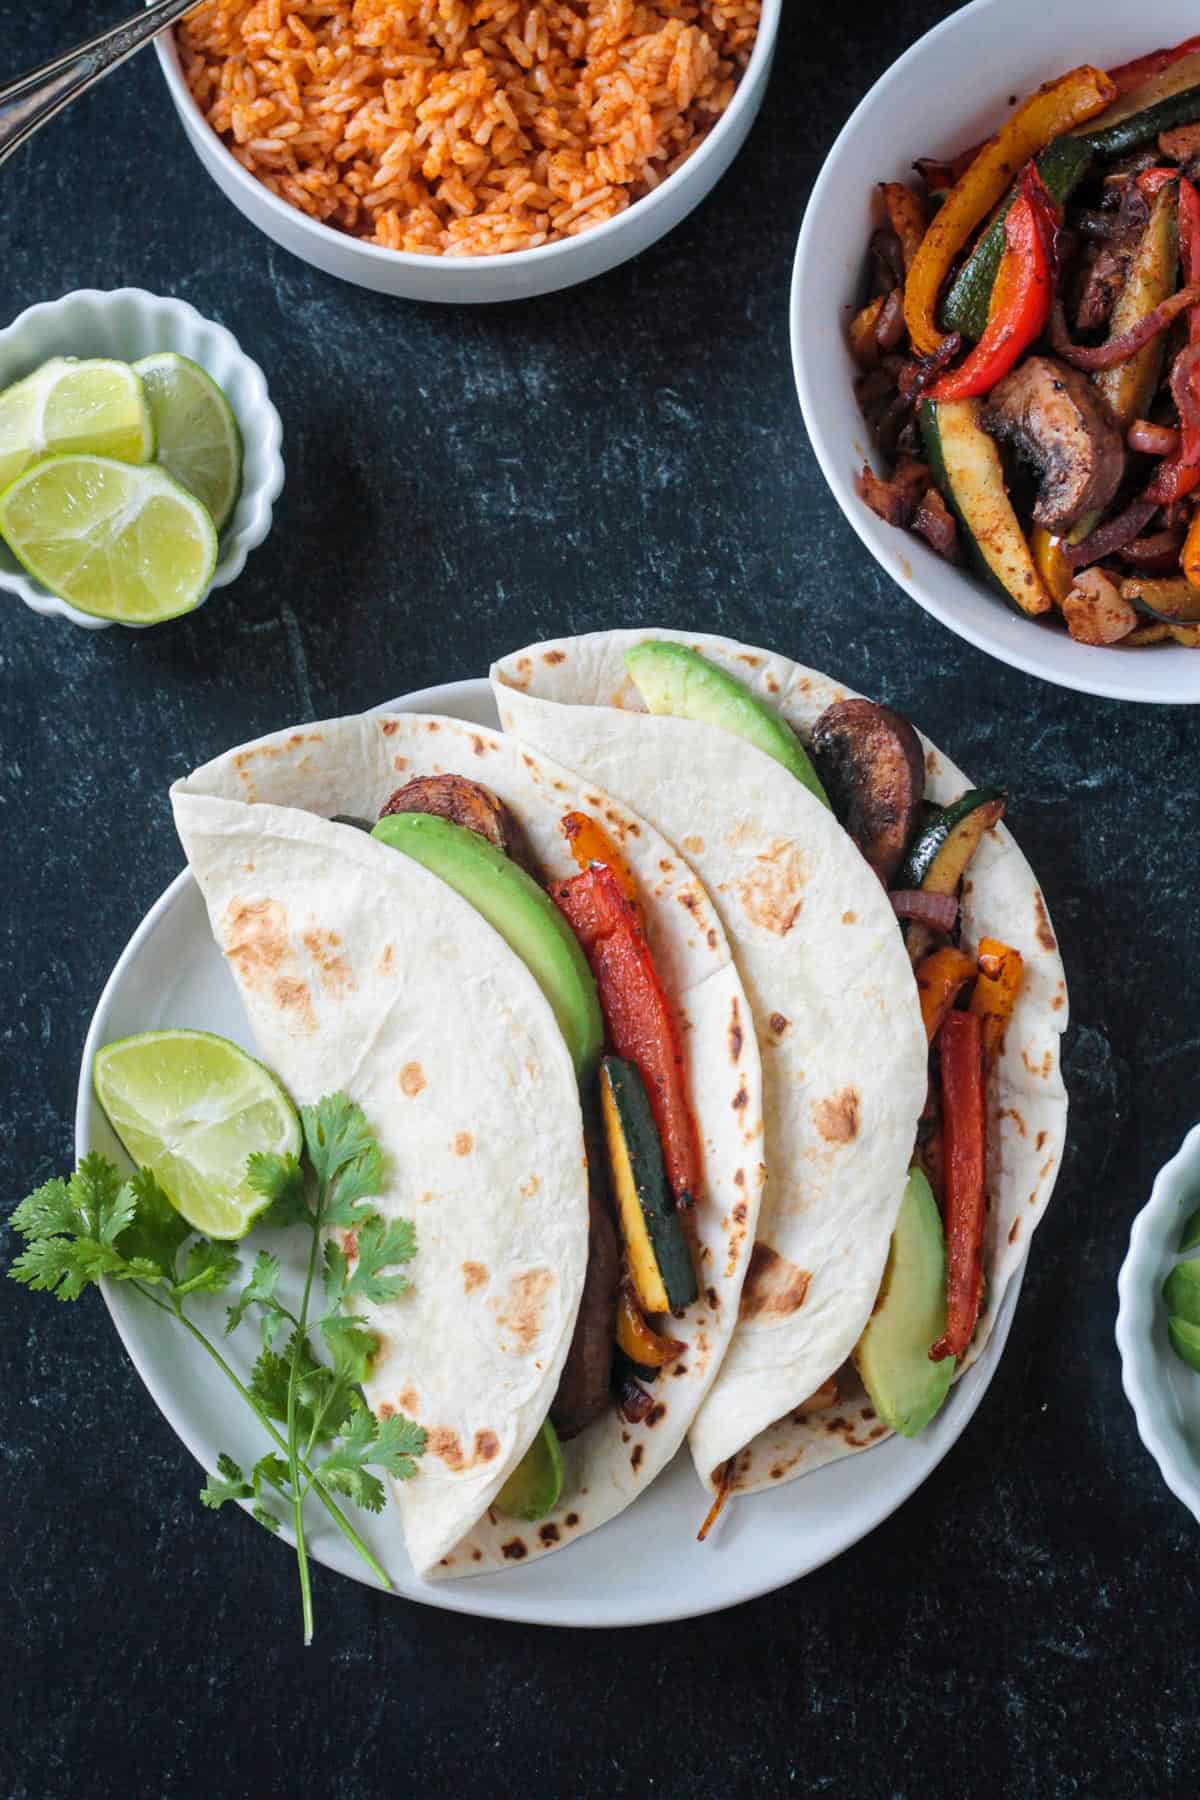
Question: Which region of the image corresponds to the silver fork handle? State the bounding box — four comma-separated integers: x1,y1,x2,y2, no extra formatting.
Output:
0,0,201,171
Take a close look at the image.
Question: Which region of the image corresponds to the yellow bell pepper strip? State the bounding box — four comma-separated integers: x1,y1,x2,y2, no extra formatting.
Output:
915,946,978,1044
1031,526,1076,604
903,64,1117,356
561,810,645,927
968,937,1025,1077
615,1280,685,1369
930,172,1056,402
879,182,928,274
1183,513,1200,588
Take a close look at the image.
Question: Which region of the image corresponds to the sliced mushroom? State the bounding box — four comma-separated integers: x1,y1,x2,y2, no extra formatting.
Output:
982,354,1126,532
810,698,926,885
378,773,534,870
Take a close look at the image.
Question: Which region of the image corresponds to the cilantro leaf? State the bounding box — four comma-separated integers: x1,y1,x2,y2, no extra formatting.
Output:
179,1238,240,1296
300,1094,377,1191
252,1453,291,1494
320,1312,378,1388
115,1168,191,1278
200,1453,252,1510
250,1335,352,1445
344,1213,415,1306
253,1504,282,1534
225,1250,284,1338
324,1144,385,1226
72,1155,129,1241
247,1151,309,1229
322,1235,350,1308
317,1396,425,1511
10,1176,78,1242
9,1233,164,1301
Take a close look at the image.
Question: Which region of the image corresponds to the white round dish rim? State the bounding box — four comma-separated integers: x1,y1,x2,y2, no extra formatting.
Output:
791,0,1200,705
1116,1123,1200,1524
77,674,1027,1628
0,287,283,630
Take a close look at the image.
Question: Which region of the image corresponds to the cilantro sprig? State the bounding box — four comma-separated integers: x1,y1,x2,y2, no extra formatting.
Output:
8,1093,423,1644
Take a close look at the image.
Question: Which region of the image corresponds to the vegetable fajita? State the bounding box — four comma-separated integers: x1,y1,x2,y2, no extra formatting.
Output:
171,712,764,1576
492,631,1067,1510
851,34,1200,648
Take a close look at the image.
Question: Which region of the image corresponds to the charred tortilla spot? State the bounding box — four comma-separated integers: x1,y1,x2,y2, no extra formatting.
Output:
739,1243,813,1320
677,889,699,914
564,1512,579,1528
1009,1218,1021,1245
707,928,718,949
427,1427,465,1470
732,1085,749,1111
728,999,743,1064
538,1523,560,1545
377,1402,394,1419
492,1268,555,1352
682,835,705,855
474,1430,499,1463
381,720,398,736
706,1286,720,1310
396,1386,418,1413
471,734,486,756
630,1444,644,1472
842,910,857,925
472,1550,482,1561
543,649,565,665
768,1012,791,1039
1033,891,1057,952
737,839,808,936
733,1202,747,1225
399,1061,426,1097
378,944,395,976
454,1131,474,1156
272,977,317,1033
737,653,762,667
393,755,408,771
813,1087,860,1144
1036,1130,1047,1151
461,1260,488,1294
302,928,355,997
501,1538,527,1560
1022,1050,1053,1080
646,1403,666,1427
766,675,780,693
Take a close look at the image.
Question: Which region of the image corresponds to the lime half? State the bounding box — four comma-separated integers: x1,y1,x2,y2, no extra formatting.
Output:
0,356,153,493
93,1029,301,1240
134,352,242,533
0,453,218,622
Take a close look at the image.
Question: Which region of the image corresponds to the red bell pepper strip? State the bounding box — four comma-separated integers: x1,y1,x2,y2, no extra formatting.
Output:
930,173,1055,402
552,862,702,1210
1137,167,1182,199
930,1009,986,1363
1146,177,1200,504
1108,35,1200,98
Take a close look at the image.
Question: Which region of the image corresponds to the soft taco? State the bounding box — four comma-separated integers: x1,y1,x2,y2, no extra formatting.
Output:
171,710,764,1575
491,630,1068,1504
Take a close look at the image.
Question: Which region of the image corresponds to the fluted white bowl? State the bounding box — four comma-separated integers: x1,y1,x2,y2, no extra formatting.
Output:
153,3,780,303
0,288,283,630
1117,1124,1200,1525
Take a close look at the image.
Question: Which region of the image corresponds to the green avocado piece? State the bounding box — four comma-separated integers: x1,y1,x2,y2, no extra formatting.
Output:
1168,1315,1200,1374
494,1419,564,1520
371,812,603,1082
1180,1207,1200,1254
623,641,829,809
853,1168,956,1437
1164,1260,1200,1328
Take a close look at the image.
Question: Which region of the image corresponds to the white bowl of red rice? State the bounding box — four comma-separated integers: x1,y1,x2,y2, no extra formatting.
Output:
792,0,1200,705
154,0,776,304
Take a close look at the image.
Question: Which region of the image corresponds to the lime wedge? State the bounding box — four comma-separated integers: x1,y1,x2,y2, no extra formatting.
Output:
0,454,218,623
134,352,242,533
0,356,153,492
94,1029,301,1240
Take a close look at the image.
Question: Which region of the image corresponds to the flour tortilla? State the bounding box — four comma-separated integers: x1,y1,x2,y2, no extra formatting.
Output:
172,712,764,1572
492,630,1067,1497
493,633,929,1494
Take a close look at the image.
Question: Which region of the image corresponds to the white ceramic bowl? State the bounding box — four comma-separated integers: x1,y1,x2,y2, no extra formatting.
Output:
1117,1124,1200,1525
792,0,1200,705
0,288,282,631
154,4,779,304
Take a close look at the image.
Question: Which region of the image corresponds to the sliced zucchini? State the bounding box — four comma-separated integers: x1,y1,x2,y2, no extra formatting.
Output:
1081,53,1200,160
599,1057,697,1314
1093,184,1180,431
898,788,1007,965
942,136,1093,340
1122,576,1200,623
897,788,1008,891
920,400,1053,616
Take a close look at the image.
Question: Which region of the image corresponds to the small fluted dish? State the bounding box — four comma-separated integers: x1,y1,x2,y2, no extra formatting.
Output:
0,288,283,630
1116,1124,1200,1525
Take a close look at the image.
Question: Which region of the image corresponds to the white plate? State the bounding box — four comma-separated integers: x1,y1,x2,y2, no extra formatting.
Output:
1116,1126,1200,1525
77,676,1026,1628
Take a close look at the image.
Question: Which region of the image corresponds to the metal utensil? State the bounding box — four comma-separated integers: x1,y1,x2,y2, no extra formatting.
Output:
0,0,201,172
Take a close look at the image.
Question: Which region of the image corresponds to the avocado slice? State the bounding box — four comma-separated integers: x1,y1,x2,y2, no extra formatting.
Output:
495,1419,564,1520
1168,1315,1200,1374
372,812,603,1082
623,641,830,809
853,1168,955,1437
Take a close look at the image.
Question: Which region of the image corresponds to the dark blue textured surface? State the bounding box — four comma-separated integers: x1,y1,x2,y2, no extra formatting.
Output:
2,3,1194,1795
